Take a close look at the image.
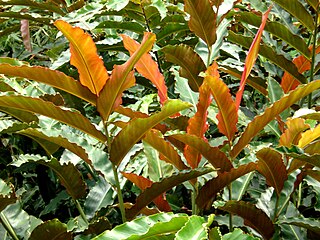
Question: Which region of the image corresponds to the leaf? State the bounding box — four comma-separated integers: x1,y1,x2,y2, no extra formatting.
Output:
285,152,320,169
93,212,189,240
0,62,96,105
184,0,217,46
126,168,213,220
110,99,191,166
97,32,156,121
279,118,310,147
96,21,145,34
256,148,287,196
0,95,107,142
221,228,260,240
205,62,237,141
30,219,72,240
175,215,208,240
235,6,271,110
279,217,320,236
230,80,320,158
20,19,32,52
121,34,168,104
0,180,16,212
196,163,256,209
171,133,233,172
219,201,274,240
144,130,188,170
184,81,212,168
162,44,206,91
298,124,320,148
0,11,52,25
54,20,109,96
122,172,171,212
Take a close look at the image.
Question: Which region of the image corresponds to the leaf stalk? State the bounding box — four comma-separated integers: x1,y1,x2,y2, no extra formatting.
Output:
0,212,19,240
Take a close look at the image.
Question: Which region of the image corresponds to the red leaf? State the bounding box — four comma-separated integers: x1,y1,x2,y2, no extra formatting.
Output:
235,6,272,110
121,172,171,212
121,34,168,104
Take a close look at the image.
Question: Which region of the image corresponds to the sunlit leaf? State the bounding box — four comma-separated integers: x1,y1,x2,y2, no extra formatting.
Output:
279,118,310,147
298,124,320,148
231,80,320,158
30,219,72,240
175,215,208,240
54,20,109,95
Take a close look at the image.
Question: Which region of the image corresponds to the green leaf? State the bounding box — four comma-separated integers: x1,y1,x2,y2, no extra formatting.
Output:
156,24,189,43
222,228,260,240
285,152,320,168
0,182,16,213
219,201,274,240
0,95,107,142
0,120,35,134
96,21,145,34
196,163,256,209
279,217,320,236
0,12,52,25
110,99,191,166
175,215,208,240
30,219,72,240
230,80,320,158
126,168,213,220
162,44,206,91
105,0,129,11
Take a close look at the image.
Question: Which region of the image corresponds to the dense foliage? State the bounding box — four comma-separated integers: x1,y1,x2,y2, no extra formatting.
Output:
0,0,319,239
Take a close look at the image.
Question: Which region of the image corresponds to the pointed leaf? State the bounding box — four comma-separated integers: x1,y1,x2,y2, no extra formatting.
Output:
162,44,206,91
97,32,156,121
298,123,320,148
184,0,217,46
235,6,271,110
171,133,233,172
0,95,107,142
121,34,168,104
175,215,208,240
126,168,213,220
231,80,320,158
54,20,109,95
205,62,237,141
256,148,287,196
30,219,72,240
196,163,256,209
279,118,310,147
110,99,191,166
122,172,171,212
219,201,274,239
0,106,38,123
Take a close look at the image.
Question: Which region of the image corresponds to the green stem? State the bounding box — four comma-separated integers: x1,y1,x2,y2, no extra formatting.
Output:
297,182,302,209
112,163,127,223
273,196,279,222
82,162,99,182
74,199,89,225
228,184,233,231
191,182,199,215
207,45,212,67
0,212,19,240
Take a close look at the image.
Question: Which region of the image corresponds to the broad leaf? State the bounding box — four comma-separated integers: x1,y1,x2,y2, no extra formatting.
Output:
205,62,237,141
0,106,38,123
196,163,256,209
175,215,208,240
298,124,320,148
221,228,259,240
54,20,109,96
30,219,72,240
0,95,107,142
126,168,213,220
110,99,191,166
0,180,16,212
256,148,287,196
162,44,206,91
122,172,171,212
285,152,320,169
230,80,320,158
97,32,156,121
279,217,320,236
279,118,310,147
184,0,217,47
219,201,274,240
121,34,168,104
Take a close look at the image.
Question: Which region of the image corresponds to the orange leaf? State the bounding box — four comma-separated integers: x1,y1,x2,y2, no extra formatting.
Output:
54,20,109,96
121,172,171,212
281,46,320,93
205,62,237,142
121,34,168,104
298,124,320,148
235,6,272,110
279,118,310,147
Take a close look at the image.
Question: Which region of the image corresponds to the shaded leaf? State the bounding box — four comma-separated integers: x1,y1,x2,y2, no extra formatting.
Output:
196,163,256,209
304,141,320,155
279,217,320,236
279,118,310,147
305,170,320,182
285,152,320,169
219,201,274,240
0,106,38,123
30,219,72,240
230,80,320,158
96,21,145,34
0,180,16,212
54,20,109,95
126,168,213,220
256,148,287,196
175,215,207,240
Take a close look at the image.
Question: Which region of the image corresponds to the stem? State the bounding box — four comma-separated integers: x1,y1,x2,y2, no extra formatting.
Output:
191,182,198,215
74,199,89,225
273,196,279,222
112,163,126,222
0,212,19,240
228,184,233,231
207,45,212,67
297,182,302,209
82,162,99,182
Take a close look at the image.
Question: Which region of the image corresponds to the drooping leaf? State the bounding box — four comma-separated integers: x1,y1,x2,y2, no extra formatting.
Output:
122,172,171,212
235,6,271,110
175,215,208,240
171,133,233,172
110,99,191,166
20,19,32,52
256,148,287,196
196,163,256,209
54,20,109,96
97,32,156,121
0,95,107,142
121,34,168,104
30,219,72,240
205,62,237,141
0,106,38,123
230,80,320,158
279,118,310,147
219,201,274,240
279,217,320,236
298,124,320,148
126,168,213,220
285,152,320,169
93,212,189,240
184,0,217,47
162,44,206,91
